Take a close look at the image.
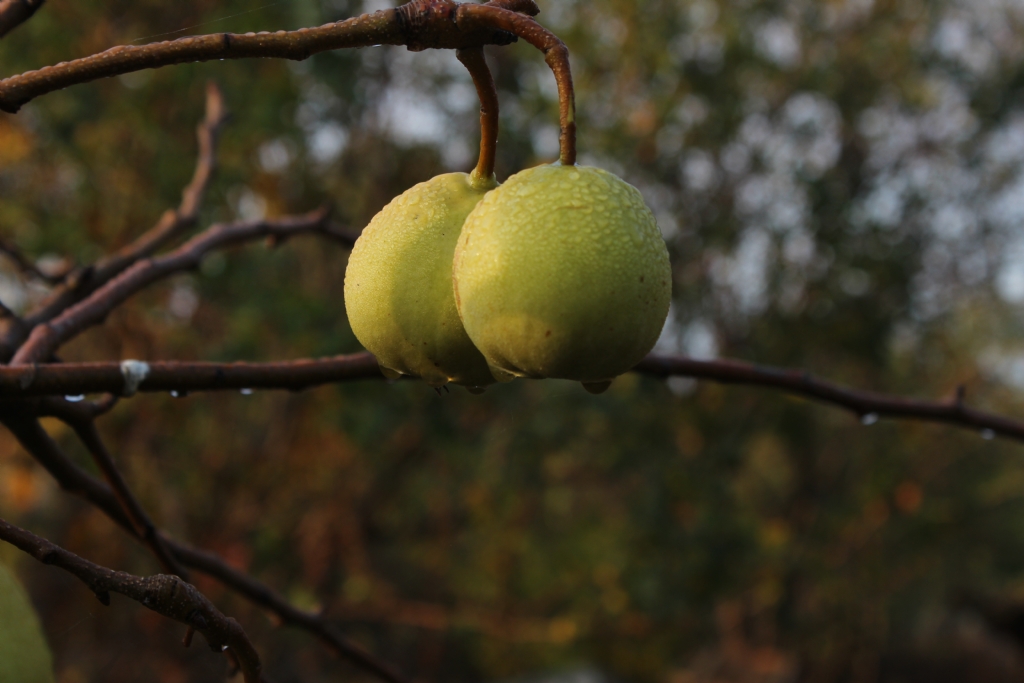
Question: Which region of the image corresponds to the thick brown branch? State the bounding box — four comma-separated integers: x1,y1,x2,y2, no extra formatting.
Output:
1,352,1022,442
0,84,230,363
457,3,576,165
0,352,382,396
0,0,44,39
11,208,346,365
0,413,411,683
456,46,499,182
0,10,403,113
0,2,525,114
0,517,264,683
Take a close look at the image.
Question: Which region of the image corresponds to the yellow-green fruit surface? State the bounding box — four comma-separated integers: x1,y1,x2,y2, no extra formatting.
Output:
344,172,497,388
0,561,55,683
453,164,672,383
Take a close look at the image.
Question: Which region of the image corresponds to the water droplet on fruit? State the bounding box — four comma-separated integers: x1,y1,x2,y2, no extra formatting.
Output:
582,381,613,395
379,365,402,380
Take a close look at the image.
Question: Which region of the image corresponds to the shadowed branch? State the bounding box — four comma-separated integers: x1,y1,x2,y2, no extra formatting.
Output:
0,516,265,683
0,412,412,683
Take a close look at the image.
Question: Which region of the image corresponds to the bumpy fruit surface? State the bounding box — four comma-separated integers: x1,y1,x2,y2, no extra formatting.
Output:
453,164,671,384
344,172,497,388
0,561,55,683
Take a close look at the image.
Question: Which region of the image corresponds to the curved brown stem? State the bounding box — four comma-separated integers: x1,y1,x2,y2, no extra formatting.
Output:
457,3,576,165
456,46,499,182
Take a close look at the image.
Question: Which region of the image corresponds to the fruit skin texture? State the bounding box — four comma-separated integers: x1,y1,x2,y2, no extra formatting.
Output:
0,561,55,683
453,164,672,383
344,172,497,388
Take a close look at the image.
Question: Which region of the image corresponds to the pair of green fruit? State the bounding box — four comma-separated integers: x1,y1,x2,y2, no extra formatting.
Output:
343,163,672,393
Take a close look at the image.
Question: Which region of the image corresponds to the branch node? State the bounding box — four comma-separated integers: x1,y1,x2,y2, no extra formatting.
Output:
398,0,516,51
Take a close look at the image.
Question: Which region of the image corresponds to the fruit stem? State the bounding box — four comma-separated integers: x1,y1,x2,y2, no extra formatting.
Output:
456,46,499,183
458,3,577,166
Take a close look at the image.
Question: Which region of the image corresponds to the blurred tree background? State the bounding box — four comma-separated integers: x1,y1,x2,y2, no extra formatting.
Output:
5,0,1024,681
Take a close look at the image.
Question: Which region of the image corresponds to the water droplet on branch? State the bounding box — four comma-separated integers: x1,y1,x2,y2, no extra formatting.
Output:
981,429,996,440
239,388,254,395
861,413,879,426
65,395,86,402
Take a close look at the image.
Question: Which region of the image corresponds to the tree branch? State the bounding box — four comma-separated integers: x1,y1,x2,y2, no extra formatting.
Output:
0,2,528,114
172,544,411,683
0,517,265,683
0,352,382,396
2,352,1021,443
0,0,44,39
53,406,192,580
0,235,69,284
10,208,349,365
0,412,412,683
8,82,231,358
632,354,1020,440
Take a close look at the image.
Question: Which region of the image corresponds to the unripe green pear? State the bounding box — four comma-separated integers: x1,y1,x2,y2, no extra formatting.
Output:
453,164,671,389
344,172,498,389
0,560,55,683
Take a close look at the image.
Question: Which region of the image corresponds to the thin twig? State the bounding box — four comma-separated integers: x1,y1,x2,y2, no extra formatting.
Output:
62,412,191,580
456,46,499,182
0,0,44,39
0,235,69,284
633,354,1018,439
0,517,265,683
172,544,411,683
11,208,345,365
10,83,231,353
0,413,412,683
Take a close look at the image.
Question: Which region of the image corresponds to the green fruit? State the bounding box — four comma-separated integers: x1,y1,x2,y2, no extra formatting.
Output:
0,560,55,683
453,164,671,386
344,172,498,389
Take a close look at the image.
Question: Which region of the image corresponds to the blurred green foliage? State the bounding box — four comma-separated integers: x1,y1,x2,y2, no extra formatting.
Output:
4,0,1024,681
